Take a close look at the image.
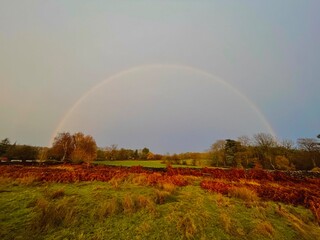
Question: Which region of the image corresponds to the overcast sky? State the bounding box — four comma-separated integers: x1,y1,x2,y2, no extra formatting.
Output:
1,1,319,153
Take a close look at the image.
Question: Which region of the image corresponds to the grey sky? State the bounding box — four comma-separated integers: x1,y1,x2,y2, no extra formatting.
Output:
0,1,319,153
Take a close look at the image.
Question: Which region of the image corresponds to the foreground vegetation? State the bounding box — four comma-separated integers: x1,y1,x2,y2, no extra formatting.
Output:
1,165,320,239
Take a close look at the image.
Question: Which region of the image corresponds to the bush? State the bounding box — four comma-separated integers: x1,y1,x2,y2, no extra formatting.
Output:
275,156,292,170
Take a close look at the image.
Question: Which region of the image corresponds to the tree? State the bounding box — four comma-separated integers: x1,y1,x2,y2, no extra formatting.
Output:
18,145,38,160
253,133,277,148
96,148,106,161
0,138,11,156
209,140,226,167
146,152,155,160
253,133,278,169
297,138,319,168
105,144,118,160
51,132,75,162
51,132,97,164
5,144,38,161
38,147,49,163
71,132,97,165
237,135,252,147
297,138,319,151
140,147,150,160
225,139,240,167
281,139,295,150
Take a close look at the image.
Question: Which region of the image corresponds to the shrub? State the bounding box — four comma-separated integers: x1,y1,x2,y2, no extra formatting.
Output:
275,156,291,170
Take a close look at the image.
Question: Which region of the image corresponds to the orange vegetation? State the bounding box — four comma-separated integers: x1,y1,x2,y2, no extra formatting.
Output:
1,164,319,223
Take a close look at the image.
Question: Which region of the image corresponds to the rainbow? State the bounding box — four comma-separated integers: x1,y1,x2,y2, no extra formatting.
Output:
49,64,276,145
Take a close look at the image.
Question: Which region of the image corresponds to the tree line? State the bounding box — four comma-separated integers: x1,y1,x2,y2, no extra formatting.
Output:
207,133,320,170
0,132,319,170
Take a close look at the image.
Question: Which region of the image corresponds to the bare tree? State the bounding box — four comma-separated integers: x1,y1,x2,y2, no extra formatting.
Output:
210,140,226,152
297,138,319,151
280,139,295,150
237,135,252,147
297,138,319,168
253,133,277,148
253,133,278,169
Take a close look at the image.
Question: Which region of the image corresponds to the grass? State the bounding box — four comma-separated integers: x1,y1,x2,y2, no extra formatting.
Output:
1,177,320,240
94,160,203,168
228,186,260,204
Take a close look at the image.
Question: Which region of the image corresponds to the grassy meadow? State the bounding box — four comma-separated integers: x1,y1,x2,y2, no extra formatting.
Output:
0,165,320,240
94,160,208,168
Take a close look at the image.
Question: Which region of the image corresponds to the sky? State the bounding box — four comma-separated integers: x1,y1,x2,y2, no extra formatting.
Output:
0,1,319,153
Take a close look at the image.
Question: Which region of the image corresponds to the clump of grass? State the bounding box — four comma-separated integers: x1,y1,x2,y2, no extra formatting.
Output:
168,203,210,240
176,214,197,239
97,197,121,219
184,176,201,186
219,212,232,233
254,221,275,238
31,196,77,231
131,174,147,186
109,177,123,189
153,190,170,204
252,205,268,220
159,182,176,193
228,187,259,204
122,194,136,214
97,194,157,219
0,176,12,186
49,189,65,199
136,195,157,214
215,193,231,207
17,175,38,185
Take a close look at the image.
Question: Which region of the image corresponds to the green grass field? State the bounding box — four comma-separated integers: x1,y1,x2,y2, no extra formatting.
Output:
94,160,204,168
1,175,319,240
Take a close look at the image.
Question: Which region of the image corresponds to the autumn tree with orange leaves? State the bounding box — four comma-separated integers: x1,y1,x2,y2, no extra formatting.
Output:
71,132,97,165
51,132,97,164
